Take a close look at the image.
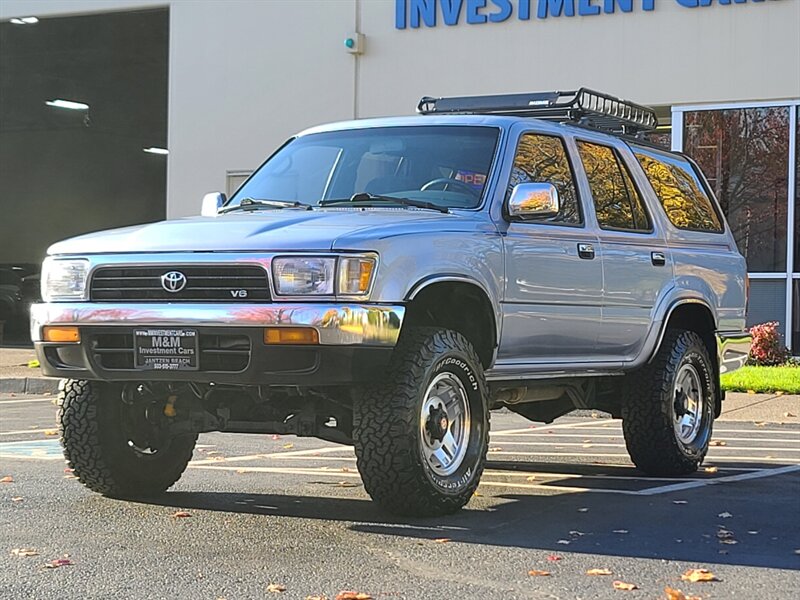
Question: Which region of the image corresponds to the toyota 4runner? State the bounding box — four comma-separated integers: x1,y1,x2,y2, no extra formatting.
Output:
32,89,752,516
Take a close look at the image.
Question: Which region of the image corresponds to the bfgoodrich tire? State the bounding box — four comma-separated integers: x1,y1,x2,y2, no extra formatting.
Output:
353,327,489,516
58,379,197,498
622,329,716,476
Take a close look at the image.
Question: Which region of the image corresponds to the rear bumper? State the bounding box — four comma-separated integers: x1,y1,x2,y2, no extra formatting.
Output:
30,302,404,386
717,331,751,374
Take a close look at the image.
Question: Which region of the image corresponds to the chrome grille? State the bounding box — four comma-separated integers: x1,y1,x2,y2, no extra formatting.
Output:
90,265,270,302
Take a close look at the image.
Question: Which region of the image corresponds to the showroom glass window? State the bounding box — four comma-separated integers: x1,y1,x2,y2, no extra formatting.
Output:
683,107,790,272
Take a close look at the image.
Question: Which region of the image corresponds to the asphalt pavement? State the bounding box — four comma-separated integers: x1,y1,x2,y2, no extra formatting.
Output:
1,392,799,599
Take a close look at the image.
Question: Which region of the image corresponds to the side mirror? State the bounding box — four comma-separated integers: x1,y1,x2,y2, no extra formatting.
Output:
506,182,560,220
201,192,226,217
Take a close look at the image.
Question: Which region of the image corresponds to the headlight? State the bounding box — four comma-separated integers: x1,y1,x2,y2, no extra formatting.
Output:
273,257,336,296
41,258,90,301
272,255,377,297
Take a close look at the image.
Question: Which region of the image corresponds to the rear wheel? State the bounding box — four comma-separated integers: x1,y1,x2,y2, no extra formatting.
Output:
353,327,489,516
622,329,716,476
58,379,197,497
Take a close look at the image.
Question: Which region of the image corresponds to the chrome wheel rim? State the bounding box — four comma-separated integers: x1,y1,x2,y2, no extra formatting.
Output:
673,363,704,444
419,372,471,477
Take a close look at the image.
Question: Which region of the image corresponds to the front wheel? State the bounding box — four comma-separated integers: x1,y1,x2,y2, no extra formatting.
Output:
622,329,716,476
353,327,489,516
58,379,197,498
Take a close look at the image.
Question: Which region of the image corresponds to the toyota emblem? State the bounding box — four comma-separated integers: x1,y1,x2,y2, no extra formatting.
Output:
161,271,187,293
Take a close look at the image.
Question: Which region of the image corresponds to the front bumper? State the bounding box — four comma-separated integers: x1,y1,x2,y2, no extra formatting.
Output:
717,330,752,374
30,302,404,385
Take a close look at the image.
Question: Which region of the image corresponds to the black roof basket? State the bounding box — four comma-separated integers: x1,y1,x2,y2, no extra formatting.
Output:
417,88,658,135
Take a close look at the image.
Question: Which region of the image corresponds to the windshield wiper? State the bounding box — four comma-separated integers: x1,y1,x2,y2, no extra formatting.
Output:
318,193,449,214
219,197,312,213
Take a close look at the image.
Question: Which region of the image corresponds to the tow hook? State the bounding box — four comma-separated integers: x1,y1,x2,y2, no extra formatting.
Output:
164,394,178,418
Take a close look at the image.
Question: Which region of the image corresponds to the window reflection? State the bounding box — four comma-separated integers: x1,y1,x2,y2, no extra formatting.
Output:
634,147,723,233
577,142,650,231
508,135,581,225
684,107,790,272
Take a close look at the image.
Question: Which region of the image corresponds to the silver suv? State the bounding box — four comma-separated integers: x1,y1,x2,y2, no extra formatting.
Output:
32,89,751,516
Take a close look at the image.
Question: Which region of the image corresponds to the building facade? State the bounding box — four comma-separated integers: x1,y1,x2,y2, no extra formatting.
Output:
1,0,798,348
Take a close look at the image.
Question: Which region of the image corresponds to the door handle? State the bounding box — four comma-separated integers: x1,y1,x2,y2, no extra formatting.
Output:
577,243,595,260
651,251,666,266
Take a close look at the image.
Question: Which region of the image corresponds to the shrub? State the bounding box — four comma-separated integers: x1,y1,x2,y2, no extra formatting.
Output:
748,321,789,366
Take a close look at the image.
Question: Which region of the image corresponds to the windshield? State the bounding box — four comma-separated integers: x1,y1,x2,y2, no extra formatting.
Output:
229,126,500,210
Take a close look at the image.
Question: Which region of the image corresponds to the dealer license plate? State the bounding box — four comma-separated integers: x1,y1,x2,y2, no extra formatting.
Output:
134,328,199,371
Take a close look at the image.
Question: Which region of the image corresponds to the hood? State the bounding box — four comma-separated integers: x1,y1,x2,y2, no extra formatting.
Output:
47,208,486,255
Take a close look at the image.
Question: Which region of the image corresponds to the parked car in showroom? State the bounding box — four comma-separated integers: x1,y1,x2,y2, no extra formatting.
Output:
31,89,751,516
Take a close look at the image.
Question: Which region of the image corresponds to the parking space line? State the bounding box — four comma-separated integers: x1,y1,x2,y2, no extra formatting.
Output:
477,480,642,495
636,464,800,496
0,428,56,436
486,450,799,462
190,445,349,465
491,432,800,443
488,440,800,452
0,398,54,405
188,465,362,478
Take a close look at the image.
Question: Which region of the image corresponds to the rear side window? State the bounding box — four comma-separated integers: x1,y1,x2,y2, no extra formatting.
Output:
633,147,724,233
577,141,651,232
508,134,582,225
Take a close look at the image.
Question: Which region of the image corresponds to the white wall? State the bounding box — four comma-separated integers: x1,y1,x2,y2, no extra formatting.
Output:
4,0,799,218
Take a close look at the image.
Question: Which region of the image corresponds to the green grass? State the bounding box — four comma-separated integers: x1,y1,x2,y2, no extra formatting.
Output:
721,365,800,394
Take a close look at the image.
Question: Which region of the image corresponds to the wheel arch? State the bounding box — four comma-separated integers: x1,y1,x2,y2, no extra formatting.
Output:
404,276,499,369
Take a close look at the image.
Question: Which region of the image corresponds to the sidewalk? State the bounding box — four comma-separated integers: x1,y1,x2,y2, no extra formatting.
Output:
0,347,797,421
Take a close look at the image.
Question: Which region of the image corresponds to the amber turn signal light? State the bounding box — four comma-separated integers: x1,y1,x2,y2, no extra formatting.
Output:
264,327,319,345
42,326,80,343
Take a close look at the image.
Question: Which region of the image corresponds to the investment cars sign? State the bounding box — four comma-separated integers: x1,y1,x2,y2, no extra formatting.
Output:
395,0,770,28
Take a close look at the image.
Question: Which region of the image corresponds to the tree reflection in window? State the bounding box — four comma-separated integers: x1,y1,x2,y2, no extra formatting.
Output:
633,147,723,233
578,142,651,232
508,134,581,225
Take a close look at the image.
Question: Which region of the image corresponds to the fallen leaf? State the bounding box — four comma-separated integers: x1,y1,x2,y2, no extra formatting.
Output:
709,440,727,447
43,429,58,436
305,596,328,600
716,528,734,540
718,511,733,518
681,568,718,582
586,568,612,576
546,555,562,562
282,443,295,450
775,391,785,396
432,538,451,543
557,539,571,545
794,549,800,555
334,592,372,600
754,421,767,427
526,475,537,482
664,586,701,600
613,529,629,534
704,466,719,473
719,538,738,545
27,359,40,368
11,497,23,502
337,481,359,488
488,447,503,452
64,468,74,473
746,389,756,395
577,507,589,512
747,530,759,535
267,583,287,593
784,412,796,418
341,467,351,473
672,500,688,505
172,511,192,518
11,548,39,557
612,580,638,591
235,469,247,474
271,434,281,440
0,476,13,483
569,530,585,537
528,569,551,576
44,558,74,569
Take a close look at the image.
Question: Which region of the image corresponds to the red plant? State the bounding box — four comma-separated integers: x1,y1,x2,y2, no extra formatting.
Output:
748,321,788,366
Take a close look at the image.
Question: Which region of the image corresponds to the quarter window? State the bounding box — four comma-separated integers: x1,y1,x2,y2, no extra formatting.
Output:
508,134,581,225
577,142,651,232
633,147,724,233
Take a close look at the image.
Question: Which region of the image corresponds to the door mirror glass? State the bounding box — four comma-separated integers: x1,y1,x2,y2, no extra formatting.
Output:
201,192,226,217
506,182,560,220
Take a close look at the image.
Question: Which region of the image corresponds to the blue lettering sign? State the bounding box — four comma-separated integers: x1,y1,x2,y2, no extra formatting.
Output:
440,0,464,25
394,0,766,29
489,0,514,21
467,0,489,23
538,0,576,18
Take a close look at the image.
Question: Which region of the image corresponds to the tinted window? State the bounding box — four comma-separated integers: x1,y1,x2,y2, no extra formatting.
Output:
577,142,651,232
508,134,581,225
633,147,723,233
230,126,499,210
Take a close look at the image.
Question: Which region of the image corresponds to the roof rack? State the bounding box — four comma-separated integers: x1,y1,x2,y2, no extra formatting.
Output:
417,88,658,135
